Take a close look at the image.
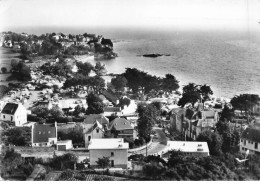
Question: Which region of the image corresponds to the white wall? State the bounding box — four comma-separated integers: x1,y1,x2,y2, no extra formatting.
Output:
240,138,260,154
89,149,128,169
85,128,104,147
0,104,27,127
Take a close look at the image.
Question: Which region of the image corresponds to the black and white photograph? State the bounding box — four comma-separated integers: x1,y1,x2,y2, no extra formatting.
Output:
0,0,260,181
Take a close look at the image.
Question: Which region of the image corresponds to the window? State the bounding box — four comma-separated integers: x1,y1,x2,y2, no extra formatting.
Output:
111,152,114,157
3,115,5,119
244,139,246,146
96,129,99,133
241,139,243,142
111,160,114,167
242,147,244,150
88,136,91,141
11,116,13,121
255,142,258,149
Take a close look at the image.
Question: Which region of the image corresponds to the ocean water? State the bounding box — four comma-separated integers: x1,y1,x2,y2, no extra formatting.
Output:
7,26,260,98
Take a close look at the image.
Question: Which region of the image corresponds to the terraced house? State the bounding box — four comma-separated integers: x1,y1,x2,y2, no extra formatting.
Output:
240,128,260,155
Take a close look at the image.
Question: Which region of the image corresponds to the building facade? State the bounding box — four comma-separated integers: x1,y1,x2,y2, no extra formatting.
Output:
88,138,129,169
31,123,57,147
0,103,27,127
240,128,260,155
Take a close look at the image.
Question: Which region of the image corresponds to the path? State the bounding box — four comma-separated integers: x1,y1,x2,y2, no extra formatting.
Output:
134,127,168,156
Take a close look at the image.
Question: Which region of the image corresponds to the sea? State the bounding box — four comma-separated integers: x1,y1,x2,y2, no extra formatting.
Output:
5,26,260,99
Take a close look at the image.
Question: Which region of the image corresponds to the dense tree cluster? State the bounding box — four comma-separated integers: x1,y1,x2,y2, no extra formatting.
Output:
40,59,72,77
140,150,253,180
178,83,213,107
122,68,179,95
86,93,104,114
58,128,84,147
197,130,223,156
31,106,64,121
1,127,31,146
9,59,31,81
111,75,128,92
137,103,160,141
230,94,260,115
49,153,77,170
216,121,241,153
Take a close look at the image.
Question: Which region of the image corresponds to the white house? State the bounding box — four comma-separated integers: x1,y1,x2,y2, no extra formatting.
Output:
82,114,109,147
240,128,260,155
163,141,210,157
56,140,73,151
84,120,104,147
31,122,57,147
0,103,27,127
88,138,129,169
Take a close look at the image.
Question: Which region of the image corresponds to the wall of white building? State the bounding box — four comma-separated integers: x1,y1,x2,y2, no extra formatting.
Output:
89,149,128,169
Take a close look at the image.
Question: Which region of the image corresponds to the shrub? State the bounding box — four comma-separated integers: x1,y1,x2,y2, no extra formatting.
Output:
1,67,7,73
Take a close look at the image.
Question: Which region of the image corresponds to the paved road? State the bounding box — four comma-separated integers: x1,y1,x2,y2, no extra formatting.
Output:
133,127,168,156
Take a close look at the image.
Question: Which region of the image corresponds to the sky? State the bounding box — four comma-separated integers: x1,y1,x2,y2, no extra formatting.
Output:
0,0,260,31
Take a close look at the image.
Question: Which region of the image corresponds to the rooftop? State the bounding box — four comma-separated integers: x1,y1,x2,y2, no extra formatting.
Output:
166,141,210,153
1,103,19,115
32,124,57,143
104,107,121,113
88,138,129,150
241,128,260,143
83,114,109,125
109,118,133,130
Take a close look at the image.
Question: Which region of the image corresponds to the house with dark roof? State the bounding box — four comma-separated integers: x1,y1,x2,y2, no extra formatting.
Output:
81,114,108,147
31,122,57,147
240,128,260,155
109,118,136,139
0,102,27,127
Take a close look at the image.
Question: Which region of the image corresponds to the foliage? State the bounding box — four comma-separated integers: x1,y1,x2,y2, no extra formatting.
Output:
76,62,94,76
49,153,77,170
140,150,250,180
220,104,234,122
96,156,110,169
1,67,7,73
178,83,213,107
123,137,134,149
216,121,241,153
0,85,10,99
40,60,72,77
137,103,159,141
31,106,64,120
118,97,131,109
2,127,31,146
111,75,128,91
0,148,24,178
94,61,107,76
197,130,223,156
86,93,104,114
73,105,85,117
161,74,179,93
58,128,84,146
230,94,260,115
10,60,31,81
